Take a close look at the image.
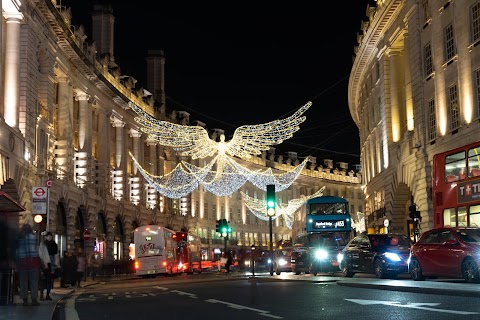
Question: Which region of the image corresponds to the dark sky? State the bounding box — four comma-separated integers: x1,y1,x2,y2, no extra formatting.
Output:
64,1,372,168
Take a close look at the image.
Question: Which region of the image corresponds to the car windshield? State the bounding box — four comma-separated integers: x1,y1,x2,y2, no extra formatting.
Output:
308,232,347,247
455,229,480,242
276,250,292,257
369,235,411,249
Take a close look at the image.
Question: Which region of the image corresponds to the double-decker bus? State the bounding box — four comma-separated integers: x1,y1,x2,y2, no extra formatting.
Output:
133,225,180,277
432,141,480,228
291,196,352,275
174,231,203,274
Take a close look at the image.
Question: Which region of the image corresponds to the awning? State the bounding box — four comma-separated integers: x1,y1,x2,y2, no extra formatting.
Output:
0,191,25,212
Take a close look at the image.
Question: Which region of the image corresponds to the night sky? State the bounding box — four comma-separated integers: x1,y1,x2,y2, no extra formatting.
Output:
63,1,372,168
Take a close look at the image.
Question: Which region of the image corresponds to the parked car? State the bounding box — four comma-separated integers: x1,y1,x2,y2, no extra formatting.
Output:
338,233,412,279
409,226,480,283
273,247,292,275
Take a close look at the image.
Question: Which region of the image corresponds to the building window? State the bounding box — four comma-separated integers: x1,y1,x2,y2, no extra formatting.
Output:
444,24,456,62
471,2,480,43
474,69,480,119
428,98,436,141
448,84,459,131
422,0,431,25
423,43,433,78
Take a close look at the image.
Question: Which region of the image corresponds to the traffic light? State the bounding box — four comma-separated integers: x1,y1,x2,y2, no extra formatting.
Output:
216,219,221,233
409,205,416,220
266,184,276,217
409,204,422,222
221,219,228,236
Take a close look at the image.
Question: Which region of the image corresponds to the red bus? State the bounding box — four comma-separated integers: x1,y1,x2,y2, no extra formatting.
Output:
174,231,203,274
433,141,480,228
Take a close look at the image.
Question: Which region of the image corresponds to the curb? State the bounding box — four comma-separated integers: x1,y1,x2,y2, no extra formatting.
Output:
336,281,480,298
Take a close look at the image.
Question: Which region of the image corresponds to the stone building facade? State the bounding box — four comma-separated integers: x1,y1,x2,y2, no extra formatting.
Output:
0,0,361,267
349,0,480,240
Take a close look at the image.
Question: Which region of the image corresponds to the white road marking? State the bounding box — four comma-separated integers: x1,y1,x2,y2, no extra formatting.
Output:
153,286,169,291
65,292,81,320
206,299,283,319
345,299,479,315
170,290,198,299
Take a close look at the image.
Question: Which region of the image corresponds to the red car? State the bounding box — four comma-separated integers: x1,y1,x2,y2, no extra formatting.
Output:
408,226,480,282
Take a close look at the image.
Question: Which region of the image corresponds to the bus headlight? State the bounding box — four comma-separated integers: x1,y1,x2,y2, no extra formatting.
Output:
384,252,401,262
315,249,328,260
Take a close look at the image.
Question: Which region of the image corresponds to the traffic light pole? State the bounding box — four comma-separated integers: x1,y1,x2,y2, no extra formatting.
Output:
269,215,273,276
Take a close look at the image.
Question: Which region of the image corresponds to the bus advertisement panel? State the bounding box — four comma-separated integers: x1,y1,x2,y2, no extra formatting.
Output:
134,225,179,277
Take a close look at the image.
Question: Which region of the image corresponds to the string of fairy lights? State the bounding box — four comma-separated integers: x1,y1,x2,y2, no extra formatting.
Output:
129,100,324,223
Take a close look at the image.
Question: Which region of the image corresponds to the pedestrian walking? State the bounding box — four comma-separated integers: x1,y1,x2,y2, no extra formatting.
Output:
15,223,41,306
38,232,59,300
75,249,86,287
63,251,78,286
87,252,100,280
225,251,233,274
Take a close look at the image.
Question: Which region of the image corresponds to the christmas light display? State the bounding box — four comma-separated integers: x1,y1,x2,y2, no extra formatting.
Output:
130,151,312,198
129,100,313,199
241,186,326,229
129,101,312,160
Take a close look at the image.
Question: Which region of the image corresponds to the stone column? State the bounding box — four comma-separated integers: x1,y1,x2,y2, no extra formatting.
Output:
3,12,23,128
403,32,414,131
110,112,125,200
130,128,142,174
76,93,92,152
388,49,405,142
55,77,74,177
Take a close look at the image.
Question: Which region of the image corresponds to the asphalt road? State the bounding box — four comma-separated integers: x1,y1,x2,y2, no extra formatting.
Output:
61,274,480,320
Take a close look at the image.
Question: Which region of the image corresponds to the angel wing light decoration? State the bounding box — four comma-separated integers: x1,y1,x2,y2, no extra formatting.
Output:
129,101,313,198
241,186,326,229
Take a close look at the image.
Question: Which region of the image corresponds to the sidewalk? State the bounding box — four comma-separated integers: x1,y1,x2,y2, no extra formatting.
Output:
0,278,99,320
1,272,479,320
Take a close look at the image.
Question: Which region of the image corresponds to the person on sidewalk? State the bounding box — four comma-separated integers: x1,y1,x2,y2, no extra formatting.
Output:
225,251,233,274
75,249,86,287
38,232,59,300
15,223,41,306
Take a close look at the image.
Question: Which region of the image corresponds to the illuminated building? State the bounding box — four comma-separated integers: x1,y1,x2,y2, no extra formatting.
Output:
349,0,480,237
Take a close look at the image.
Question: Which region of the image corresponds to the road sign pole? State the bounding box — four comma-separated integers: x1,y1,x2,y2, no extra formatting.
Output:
46,187,50,232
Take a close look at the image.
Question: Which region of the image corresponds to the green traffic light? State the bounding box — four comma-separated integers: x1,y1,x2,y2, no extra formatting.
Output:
267,200,275,209
222,227,227,233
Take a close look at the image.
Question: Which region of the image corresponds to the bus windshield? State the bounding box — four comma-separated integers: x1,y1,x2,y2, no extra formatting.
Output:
310,202,347,215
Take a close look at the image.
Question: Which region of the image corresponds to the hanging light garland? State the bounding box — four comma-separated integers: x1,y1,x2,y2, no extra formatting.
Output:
129,100,313,199
241,186,326,229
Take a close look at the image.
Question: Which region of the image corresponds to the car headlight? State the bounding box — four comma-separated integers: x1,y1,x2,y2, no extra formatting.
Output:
278,258,287,266
315,249,328,260
267,258,272,264
337,253,344,263
384,252,401,262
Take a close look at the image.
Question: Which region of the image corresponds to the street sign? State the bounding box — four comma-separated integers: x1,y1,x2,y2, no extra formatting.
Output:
46,180,53,188
32,187,47,215
83,230,91,241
